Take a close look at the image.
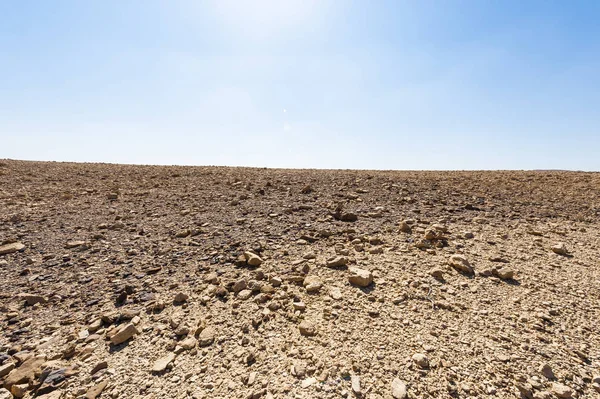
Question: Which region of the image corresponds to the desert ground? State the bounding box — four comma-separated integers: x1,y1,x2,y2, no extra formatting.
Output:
0,159,599,399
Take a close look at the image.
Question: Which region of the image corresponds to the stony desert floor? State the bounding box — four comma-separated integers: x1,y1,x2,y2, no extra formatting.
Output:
0,160,599,399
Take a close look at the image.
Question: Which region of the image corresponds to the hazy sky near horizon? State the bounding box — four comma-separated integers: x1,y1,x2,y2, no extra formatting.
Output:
1,1,599,170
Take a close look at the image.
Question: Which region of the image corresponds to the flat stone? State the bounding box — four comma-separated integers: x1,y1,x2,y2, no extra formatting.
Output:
85,380,108,399
551,243,568,255
109,323,138,345
0,242,25,255
91,361,108,375
412,353,429,368
244,252,263,267
16,293,47,306
152,352,176,373
301,377,316,388
0,362,15,378
326,256,348,268
4,355,45,389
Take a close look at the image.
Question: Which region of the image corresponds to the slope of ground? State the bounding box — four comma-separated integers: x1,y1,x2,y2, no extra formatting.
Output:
0,160,599,399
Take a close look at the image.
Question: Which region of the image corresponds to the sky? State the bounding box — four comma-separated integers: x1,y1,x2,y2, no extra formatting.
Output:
1,0,599,170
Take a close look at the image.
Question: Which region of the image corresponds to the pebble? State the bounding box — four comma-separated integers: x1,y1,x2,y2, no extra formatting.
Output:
174,292,189,303
85,380,108,399
494,267,514,280
299,320,316,336
0,242,25,255
351,375,361,395
301,377,316,388
109,323,138,345
391,378,407,399
348,267,373,287
429,268,444,279
551,243,568,255
449,255,474,275
198,326,216,346
303,275,323,293
412,353,429,368
551,383,573,398
16,293,47,306
540,363,555,379
326,256,348,268
244,252,263,267
152,352,176,373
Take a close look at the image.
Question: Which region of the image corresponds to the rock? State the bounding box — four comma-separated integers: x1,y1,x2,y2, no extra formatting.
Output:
180,337,197,350
232,279,247,293
244,252,263,267
429,268,444,280
109,323,138,345
326,256,348,268
329,287,342,300
0,242,25,255
540,363,555,379
449,255,474,275
551,383,573,398
399,221,411,233
198,326,215,346
0,388,11,399
299,320,316,337
4,355,45,389
10,384,27,398
463,232,474,239
0,362,15,378
65,240,85,249
237,289,253,300
391,378,407,399
551,243,568,255
90,361,108,375
85,380,108,399
494,267,514,280
152,352,176,373
593,375,600,384
293,302,306,311
412,353,429,368
16,293,46,306
303,276,322,293
351,375,361,395
301,377,316,388
348,267,373,287
173,292,189,303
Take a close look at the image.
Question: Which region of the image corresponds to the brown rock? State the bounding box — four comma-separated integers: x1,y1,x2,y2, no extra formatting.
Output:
0,242,25,255
152,353,176,373
85,380,108,399
348,267,373,287
109,323,138,345
4,355,45,389
299,320,316,337
198,326,216,346
449,255,474,275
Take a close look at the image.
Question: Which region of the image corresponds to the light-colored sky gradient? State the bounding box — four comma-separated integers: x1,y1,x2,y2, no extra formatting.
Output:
1,1,599,170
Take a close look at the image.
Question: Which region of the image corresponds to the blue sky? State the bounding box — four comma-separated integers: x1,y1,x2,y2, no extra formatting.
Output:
1,1,599,170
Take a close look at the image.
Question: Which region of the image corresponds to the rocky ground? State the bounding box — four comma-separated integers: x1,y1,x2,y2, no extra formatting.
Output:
0,159,599,399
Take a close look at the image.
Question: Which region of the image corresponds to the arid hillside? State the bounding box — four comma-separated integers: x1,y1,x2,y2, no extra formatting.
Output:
0,160,599,399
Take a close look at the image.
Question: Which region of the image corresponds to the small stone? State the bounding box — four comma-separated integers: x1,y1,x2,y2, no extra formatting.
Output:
429,268,444,279
551,383,573,398
303,275,323,293
198,326,216,346
399,221,411,233
494,267,514,280
237,289,253,300
0,242,25,255
16,293,47,306
109,323,138,345
244,252,263,267
180,337,197,350
232,279,247,293
329,287,342,300
85,380,108,399
299,320,316,337
351,375,361,395
10,383,27,398
91,361,108,375
152,352,176,373
0,362,15,378
539,363,554,379
173,292,189,303
348,267,373,287
412,353,429,368
65,240,85,249
449,255,474,275
0,388,11,399
4,355,45,389
301,377,316,388
293,302,306,311
391,378,407,399
326,256,348,268
551,243,568,255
